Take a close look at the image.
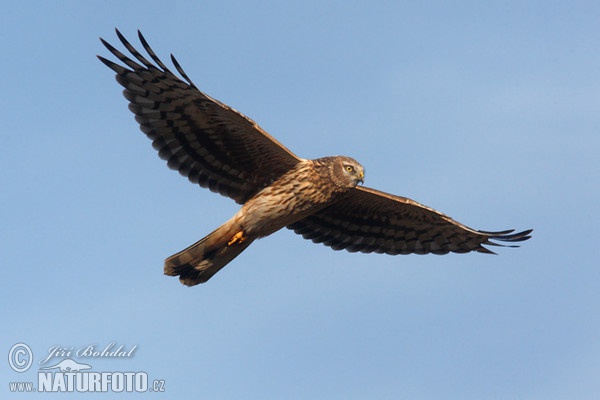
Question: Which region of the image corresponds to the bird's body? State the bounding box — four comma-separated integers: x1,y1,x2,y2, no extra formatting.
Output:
99,30,532,286
237,157,363,238
166,156,364,283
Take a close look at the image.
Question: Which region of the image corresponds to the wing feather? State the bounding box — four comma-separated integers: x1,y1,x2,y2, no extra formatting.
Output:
98,29,301,204
288,186,532,255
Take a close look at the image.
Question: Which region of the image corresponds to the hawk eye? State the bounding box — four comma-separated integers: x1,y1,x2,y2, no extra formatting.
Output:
345,165,354,173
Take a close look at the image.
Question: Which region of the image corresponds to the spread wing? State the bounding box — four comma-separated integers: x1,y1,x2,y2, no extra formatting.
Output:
288,186,532,255
98,29,301,204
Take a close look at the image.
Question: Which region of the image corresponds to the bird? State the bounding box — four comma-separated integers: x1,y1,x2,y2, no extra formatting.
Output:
98,29,532,286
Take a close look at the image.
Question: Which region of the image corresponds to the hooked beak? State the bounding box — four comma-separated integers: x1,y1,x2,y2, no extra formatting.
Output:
358,170,365,184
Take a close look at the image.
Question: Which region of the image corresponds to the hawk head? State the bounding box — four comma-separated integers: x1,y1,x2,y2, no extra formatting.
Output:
330,156,365,189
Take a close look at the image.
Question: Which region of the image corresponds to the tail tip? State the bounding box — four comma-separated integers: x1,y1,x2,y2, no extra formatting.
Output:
164,261,213,286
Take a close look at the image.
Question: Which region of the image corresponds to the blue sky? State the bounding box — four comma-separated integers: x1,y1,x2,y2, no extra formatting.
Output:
2,1,599,399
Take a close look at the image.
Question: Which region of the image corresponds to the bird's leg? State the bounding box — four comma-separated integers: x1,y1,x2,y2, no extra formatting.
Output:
228,230,246,246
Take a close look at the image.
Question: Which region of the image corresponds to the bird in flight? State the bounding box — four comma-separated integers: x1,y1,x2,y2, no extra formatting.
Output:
98,29,532,286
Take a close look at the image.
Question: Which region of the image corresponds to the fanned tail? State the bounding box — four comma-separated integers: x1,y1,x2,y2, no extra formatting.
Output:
164,220,254,285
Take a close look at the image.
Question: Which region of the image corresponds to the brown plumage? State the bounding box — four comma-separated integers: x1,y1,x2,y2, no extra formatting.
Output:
164,156,363,284
99,29,532,286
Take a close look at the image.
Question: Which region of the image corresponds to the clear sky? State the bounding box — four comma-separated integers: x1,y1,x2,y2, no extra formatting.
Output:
2,1,599,399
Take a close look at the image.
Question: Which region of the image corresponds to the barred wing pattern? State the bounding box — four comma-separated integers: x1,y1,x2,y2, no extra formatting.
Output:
100,30,531,273
98,29,301,204
289,186,532,255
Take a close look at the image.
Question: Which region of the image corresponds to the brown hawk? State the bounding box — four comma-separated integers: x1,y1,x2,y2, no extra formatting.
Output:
99,30,532,286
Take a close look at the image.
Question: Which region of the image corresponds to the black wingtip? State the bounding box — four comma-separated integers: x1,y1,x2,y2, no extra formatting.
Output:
170,54,196,87
99,37,116,52
115,28,127,44
96,54,111,67
137,29,147,45
497,228,533,242
481,228,533,251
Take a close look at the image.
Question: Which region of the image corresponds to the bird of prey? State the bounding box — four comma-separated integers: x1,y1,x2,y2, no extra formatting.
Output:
98,30,532,286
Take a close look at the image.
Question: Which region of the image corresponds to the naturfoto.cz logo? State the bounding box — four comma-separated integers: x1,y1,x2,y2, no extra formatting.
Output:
7,342,165,393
